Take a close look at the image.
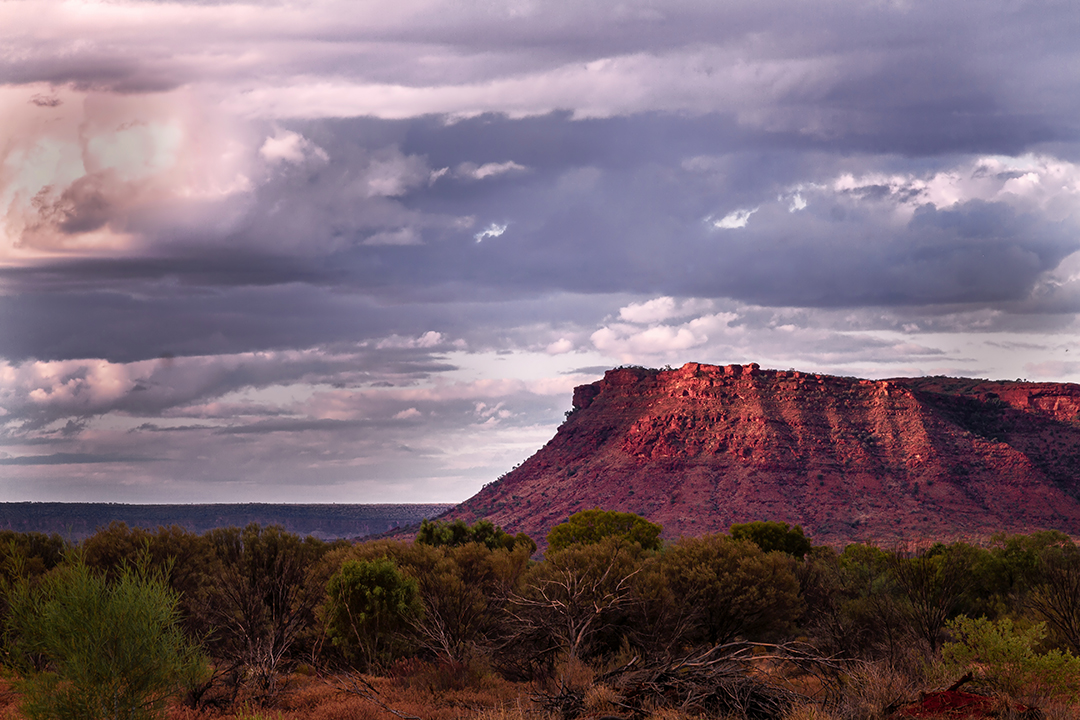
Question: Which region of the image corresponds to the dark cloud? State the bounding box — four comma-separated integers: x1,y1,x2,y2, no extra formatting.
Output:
6,112,1079,365
4,0,1080,502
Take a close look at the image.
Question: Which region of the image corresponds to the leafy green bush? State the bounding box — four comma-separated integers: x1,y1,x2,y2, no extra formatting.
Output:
941,614,1080,703
730,521,812,558
416,519,534,553
546,509,662,551
324,557,421,670
658,534,802,645
4,556,209,720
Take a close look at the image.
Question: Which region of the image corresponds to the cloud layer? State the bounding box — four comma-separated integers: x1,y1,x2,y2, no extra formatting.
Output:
2,0,1080,501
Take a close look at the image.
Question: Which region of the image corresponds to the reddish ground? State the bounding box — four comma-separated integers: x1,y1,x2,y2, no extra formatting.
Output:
894,690,1031,719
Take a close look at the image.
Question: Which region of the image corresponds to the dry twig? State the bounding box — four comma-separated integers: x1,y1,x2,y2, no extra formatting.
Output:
339,674,424,720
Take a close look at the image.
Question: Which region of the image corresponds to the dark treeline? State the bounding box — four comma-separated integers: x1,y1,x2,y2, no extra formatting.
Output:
2,512,1080,710
0,502,453,540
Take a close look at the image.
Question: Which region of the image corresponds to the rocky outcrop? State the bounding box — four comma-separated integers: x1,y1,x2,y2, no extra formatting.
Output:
448,363,1080,546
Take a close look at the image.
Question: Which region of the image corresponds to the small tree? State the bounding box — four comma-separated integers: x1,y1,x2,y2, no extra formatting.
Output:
324,558,421,670
202,524,330,698
658,534,802,647
4,556,208,720
730,521,812,559
508,536,645,663
406,541,531,664
1027,541,1080,655
888,544,973,654
547,509,662,551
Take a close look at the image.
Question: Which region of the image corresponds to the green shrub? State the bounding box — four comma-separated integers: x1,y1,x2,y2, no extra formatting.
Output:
324,557,421,670
4,555,209,720
416,519,535,553
941,614,1080,703
658,534,802,645
546,509,662,551
730,521,812,559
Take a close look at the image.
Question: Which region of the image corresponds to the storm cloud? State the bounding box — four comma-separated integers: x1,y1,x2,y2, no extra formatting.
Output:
2,0,1080,501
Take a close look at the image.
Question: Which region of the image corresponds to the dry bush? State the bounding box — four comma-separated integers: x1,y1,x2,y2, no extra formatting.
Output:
582,684,622,716
159,669,530,720
0,678,22,720
362,669,526,720
780,705,840,720
472,702,552,720
535,645,812,720
554,656,595,691
389,657,504,694
640,707,692,720
830,661,917,720
1040,701,1080,720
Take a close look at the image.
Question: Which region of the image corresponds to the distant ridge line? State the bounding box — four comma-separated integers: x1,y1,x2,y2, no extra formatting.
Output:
0,501,455,541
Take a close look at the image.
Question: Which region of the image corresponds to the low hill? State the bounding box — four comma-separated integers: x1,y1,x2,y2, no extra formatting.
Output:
447,363,1080,546
0,502,454,541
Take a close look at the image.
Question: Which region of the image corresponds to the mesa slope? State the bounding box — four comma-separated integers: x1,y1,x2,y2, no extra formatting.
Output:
449,363,1080,546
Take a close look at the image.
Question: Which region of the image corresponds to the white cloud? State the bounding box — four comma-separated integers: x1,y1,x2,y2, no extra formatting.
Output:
217,45,846,122
545,338,574,354
375,331,446,349
591,323,709,358
0,85,253,260
618,296,714,324
456,161,528,180
828,154,1080,220
711,207,759,229
363,150,433,197
259,129,328,165
474,223,507,242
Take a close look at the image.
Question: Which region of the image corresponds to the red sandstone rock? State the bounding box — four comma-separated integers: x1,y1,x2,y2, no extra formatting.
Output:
448,363,1080,547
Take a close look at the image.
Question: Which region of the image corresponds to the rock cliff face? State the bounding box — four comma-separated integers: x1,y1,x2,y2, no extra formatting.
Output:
449,363,1080,546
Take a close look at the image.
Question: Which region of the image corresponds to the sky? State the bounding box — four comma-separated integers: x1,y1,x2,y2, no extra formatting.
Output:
2,0,1080,504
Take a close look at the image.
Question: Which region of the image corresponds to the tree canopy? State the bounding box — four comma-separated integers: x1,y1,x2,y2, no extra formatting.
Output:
416,519,535,553
546,509,662,551
729,520,812,558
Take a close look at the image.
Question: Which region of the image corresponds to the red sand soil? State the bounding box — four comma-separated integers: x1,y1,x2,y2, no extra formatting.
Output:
894,689,1032,719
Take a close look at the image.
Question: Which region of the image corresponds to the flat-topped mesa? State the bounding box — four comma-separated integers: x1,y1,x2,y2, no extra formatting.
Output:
451,362,1080,547
574,364,782,408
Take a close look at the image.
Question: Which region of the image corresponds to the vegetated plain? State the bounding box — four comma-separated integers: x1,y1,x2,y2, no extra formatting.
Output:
2,514,1079,720
0,502,454,541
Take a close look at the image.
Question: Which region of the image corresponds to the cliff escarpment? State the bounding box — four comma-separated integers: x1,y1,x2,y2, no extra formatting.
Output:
450,363,1080,546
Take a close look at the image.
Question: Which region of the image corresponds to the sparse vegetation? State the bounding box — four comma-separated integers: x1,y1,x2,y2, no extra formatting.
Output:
4,553,208,720
940,614,1080,704
1,520,1079,720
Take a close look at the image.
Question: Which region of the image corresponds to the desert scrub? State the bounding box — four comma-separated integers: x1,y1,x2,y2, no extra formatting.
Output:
4,554,209,720
324,557,421,670
941,614,1080,704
